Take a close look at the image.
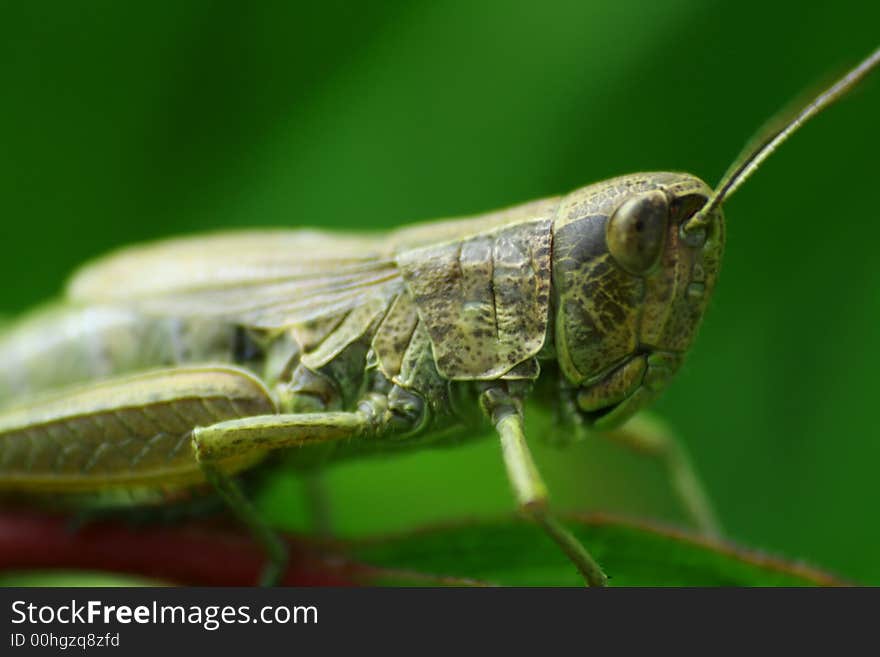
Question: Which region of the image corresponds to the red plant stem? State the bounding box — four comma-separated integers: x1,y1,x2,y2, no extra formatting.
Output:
0,509,356,586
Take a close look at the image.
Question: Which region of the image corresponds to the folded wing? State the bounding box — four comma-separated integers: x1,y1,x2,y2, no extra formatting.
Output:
67,230,404,328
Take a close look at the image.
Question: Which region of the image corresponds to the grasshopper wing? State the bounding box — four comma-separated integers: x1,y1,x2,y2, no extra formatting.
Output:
66,230,404,329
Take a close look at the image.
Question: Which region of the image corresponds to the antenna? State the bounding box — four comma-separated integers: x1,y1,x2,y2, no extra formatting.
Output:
683,46,880,233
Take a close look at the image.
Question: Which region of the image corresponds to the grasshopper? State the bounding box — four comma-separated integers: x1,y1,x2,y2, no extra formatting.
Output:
0,47,877,587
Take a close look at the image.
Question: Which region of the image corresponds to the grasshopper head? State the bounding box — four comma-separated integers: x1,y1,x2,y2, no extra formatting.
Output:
551,172,724,429
549,46,879,430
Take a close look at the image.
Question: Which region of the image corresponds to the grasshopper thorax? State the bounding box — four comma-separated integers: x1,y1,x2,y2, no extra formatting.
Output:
551,172,724,429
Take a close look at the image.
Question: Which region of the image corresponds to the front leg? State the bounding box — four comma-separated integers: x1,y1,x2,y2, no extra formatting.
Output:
551,386,721,536
597,412,722,537
481,386,607,587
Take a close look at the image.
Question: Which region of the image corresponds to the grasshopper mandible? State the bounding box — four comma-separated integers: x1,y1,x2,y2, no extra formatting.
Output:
0,47,877,586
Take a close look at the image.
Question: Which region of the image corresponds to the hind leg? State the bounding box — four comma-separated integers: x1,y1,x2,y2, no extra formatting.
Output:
0,365,395,585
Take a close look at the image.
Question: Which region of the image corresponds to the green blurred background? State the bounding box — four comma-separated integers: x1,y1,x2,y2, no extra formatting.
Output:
1,1,878,584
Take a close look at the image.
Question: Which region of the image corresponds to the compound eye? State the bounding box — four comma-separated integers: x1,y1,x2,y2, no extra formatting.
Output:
606,190,669,274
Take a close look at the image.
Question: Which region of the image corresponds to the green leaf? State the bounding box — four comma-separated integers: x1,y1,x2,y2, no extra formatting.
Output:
0,510,844,586
348,516,844,587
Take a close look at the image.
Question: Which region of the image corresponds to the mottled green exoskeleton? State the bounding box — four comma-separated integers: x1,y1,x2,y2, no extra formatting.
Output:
0,48,877,586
